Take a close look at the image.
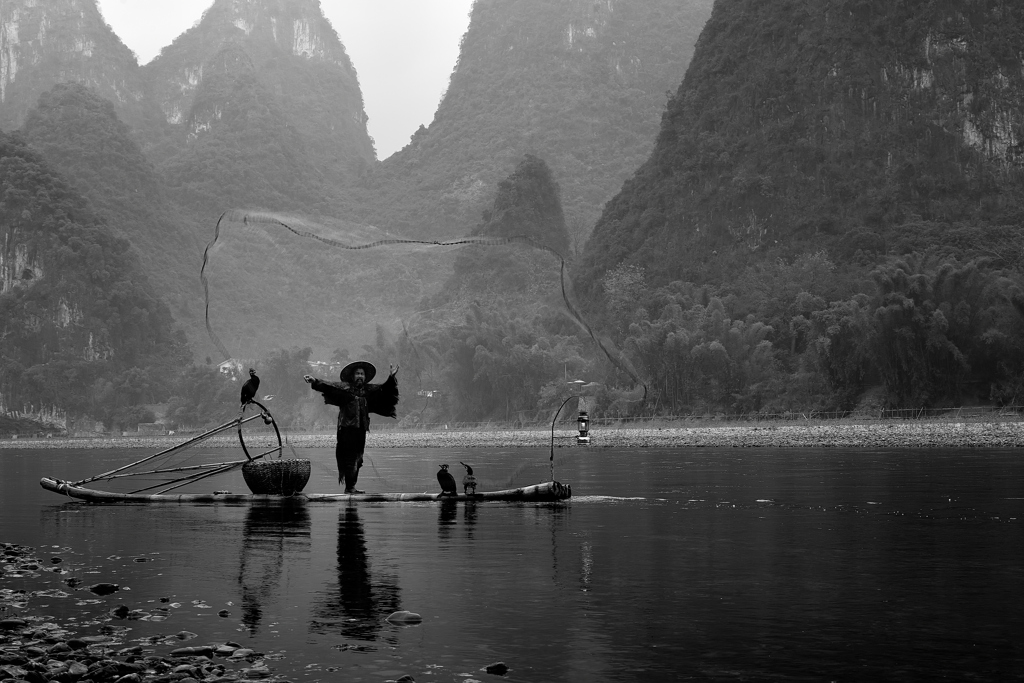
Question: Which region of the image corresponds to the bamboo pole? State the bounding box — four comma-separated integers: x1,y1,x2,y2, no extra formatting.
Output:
133,447,277,496
131,452,267,495
74,415,262,486
153,458,258,495
128,461,242,494
98,460,250,481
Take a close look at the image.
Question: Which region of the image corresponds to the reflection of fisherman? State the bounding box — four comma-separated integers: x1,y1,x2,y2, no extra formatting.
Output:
310,507,400,642
304,361,399,493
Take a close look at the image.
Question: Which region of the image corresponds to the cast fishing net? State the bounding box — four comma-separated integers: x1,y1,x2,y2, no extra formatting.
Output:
200,209,648,396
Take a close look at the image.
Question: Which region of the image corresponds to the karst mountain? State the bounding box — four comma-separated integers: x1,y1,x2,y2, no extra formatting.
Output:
575,0,1024,298
358,0,715,244
143,0,375,217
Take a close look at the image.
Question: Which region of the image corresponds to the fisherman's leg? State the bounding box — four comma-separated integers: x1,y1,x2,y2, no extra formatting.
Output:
337,438,350,485
335,429,358,487
342,460,359,491
338,454,360,491
345,430,367,493
349,453,364,488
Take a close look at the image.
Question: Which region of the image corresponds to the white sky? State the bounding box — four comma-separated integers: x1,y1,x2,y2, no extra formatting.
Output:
96,0,475,159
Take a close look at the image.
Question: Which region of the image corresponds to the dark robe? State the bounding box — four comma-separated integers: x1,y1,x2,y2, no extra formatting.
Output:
309,373,399,490
310,374,399,431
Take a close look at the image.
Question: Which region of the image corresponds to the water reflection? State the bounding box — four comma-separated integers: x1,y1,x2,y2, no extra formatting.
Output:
437,499,458,542
310,507,400,643
462,500,478,533
436,499,480,542
238,502,311,634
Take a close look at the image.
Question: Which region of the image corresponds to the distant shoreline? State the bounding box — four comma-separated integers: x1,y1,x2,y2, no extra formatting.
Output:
3,420,1024,449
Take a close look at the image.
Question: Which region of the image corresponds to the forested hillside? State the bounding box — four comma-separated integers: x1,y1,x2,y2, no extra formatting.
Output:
359,0,714,243
20,84,205,335
571,0,1024,412
0,132,189,430
429,154,570,311
578,0,1024,293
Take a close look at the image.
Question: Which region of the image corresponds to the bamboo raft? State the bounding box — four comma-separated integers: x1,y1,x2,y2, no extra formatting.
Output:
39,477,572,504
37,404,572,504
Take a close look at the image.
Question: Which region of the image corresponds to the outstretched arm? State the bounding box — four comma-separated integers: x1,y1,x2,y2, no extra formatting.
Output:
304,374,328,391
304,375,353,406
368,365,400,418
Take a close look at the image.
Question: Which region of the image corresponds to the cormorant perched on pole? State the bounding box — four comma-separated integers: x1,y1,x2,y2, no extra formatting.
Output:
459,462,477,495
437,464,458,497
240,368,260,406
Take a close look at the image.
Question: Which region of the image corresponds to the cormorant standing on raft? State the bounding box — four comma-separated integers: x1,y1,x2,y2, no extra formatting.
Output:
240,368,259,406
460,462,477,495
437,464,458,497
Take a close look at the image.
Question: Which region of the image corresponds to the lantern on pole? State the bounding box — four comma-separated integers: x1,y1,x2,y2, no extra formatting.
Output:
577,410,590,444
566,379,591,445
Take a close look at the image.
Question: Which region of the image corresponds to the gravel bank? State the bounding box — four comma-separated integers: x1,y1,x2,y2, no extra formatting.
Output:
4,421,1024,450
0,542,355,683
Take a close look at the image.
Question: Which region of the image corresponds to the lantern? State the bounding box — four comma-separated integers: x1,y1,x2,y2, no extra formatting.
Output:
577,410,590,444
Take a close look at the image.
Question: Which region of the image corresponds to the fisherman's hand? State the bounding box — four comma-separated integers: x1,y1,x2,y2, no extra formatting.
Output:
390,364,399,377
303,374,313,384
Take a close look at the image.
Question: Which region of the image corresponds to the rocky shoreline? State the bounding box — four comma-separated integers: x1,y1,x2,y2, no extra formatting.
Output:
0,542,472,683
3,420,1024,450
0,543,299,683
0,620,285,683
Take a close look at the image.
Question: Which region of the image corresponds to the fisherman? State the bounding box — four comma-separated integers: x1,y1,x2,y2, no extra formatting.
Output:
304,361,399,493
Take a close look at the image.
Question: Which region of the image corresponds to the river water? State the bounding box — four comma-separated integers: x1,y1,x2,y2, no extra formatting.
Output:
1,445,1022,682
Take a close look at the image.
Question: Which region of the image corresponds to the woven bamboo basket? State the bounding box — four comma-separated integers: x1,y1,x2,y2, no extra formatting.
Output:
241,459,311,495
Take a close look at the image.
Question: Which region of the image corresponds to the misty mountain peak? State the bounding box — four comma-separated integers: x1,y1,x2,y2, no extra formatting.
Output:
145,0,358,128
0,0,143,130
210,0,350,65
365,0,714,238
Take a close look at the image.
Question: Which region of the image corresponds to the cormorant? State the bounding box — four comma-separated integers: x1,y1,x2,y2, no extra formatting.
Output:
240,368,260,406
437,464,458,497
459,462,477,496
